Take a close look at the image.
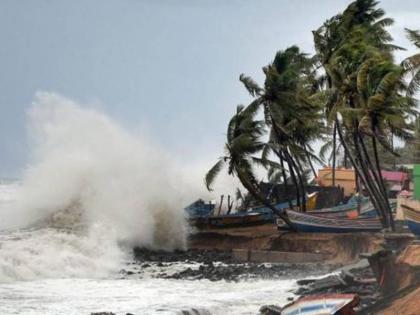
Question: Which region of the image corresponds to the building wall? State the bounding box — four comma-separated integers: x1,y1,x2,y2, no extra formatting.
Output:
318,168,356,197
259,183,344,209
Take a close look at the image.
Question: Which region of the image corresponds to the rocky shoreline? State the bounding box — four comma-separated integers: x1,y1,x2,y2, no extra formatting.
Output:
113,248,378,314
95,246,419,315
128,248,334,282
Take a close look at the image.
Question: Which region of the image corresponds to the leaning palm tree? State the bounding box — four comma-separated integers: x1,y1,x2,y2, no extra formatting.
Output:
353,55,417,227
312,0,414,230
239,46,324,212
205,105,296,230
403,28,420,97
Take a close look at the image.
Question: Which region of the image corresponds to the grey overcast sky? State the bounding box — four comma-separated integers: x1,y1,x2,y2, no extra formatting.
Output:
0,0,419,177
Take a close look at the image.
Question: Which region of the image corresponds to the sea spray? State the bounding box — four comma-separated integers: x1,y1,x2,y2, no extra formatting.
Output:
19,92,188,249
0,92,197,281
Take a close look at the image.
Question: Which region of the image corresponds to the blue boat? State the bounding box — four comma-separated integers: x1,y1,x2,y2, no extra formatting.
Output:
253,197,377,220
249,193,319,220
185,199,215,218
280,293,359,315
401,203,420,236
277,209,383,233
310,202,389,219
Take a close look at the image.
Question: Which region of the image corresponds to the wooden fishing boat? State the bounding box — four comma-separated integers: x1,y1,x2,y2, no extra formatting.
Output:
401,202,420,236
185,199,215,218
310,205,362,219
280,294,359,315
309,199,396,220
277,209,383,233
191,211,273,229
249,193,319,219
309,202,381,219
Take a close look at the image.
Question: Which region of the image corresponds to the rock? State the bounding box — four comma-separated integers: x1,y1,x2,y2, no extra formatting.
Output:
132,247,332,282
259,304,282,315
340,270,356,285
90,313,115,315
179,308,212,315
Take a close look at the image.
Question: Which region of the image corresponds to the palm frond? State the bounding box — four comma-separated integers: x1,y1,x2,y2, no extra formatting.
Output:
407,69,420,97
405,28,420,48
204,159,226,191
239,74,262,97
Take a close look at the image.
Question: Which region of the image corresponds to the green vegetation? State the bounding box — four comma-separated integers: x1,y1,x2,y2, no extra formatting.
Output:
206,0,419,231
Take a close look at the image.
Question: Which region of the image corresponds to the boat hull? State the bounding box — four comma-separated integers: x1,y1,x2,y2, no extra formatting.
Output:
190,212,274,229
402,203,420,236
277,210,383,233
280,293,359,315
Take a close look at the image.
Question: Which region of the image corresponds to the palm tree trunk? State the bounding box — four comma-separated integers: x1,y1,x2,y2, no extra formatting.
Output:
227,195,233,214
283,151,301,211
372,136,395,230
335,118,387,227
217,195,224,216
358,133,394,229
304,145,317,178
332,122,337,186
291,154,307,212
270,120,302,211
344,151,348,168
349,110,389,226
279,153,293,208
353,131,390,227
355,171,361,214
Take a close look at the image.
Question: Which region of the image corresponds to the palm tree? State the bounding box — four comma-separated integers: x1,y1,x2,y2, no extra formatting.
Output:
204,105,296,230
239,46,324,212
354,56,416,227
312,0,412,229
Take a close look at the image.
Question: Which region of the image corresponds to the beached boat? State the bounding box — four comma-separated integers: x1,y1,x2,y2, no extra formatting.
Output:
190,211,273,229
185,199,215,218
193,193,320,229
280,294,359,315
249,192,319,219
309,202,383,219
401,202,420,236
309,195,368,212
309,199,396,220
277,209,383,233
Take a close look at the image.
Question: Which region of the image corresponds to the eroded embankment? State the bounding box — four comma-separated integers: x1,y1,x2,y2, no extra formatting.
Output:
368,244,420,315
188,225,384,265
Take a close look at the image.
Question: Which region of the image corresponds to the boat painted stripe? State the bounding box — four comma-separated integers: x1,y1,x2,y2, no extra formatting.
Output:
285,211,382,228
283,302,347,315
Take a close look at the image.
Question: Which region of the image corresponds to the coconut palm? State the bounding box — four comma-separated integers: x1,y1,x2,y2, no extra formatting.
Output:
204,105,296,230
312,0,412,229
239,46,324,212
313,0,404,189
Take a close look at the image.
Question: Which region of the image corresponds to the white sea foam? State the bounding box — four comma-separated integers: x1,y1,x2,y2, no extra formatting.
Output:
0,92,199,281
0,94,304,314
0,278,296,315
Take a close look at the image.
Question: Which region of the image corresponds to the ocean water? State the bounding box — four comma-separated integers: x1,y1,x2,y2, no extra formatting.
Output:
0,94,308,314
0,181,298,315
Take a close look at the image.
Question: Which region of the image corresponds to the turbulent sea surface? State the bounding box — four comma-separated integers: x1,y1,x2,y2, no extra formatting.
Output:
0,181,299,315
0,94,310,314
